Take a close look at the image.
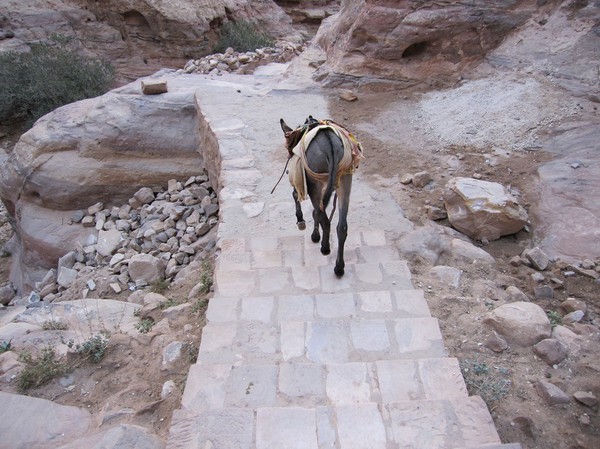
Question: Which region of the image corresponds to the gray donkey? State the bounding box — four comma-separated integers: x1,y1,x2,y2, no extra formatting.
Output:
280,116,363,277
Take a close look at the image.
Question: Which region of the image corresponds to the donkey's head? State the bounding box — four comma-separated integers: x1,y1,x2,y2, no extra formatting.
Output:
280,118,303,156
280,116,320,156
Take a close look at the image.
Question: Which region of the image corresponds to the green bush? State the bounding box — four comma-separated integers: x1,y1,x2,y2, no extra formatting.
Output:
213,21,274,54
0,35,114,129
17,346,70,392
65,334,109,363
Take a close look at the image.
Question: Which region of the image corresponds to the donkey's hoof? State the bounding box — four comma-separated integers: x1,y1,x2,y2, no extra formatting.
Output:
311,233,321,243
297,221,306,231
321,247,331,256
334,266,345,277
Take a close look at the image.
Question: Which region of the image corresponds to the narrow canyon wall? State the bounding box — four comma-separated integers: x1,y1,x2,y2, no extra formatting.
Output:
0,0,302,84
314,0,563,89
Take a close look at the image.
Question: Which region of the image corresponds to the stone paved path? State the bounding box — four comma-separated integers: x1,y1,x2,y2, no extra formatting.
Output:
164,52,521,449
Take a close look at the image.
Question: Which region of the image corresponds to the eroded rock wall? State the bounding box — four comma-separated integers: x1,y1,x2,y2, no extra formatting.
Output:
0,0,301,83
314,0,561,88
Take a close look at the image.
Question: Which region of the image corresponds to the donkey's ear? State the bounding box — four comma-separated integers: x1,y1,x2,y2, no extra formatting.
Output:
280,118,293,134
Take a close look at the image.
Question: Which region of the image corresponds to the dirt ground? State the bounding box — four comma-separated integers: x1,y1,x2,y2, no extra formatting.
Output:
328,89,600,449
0,78,598,449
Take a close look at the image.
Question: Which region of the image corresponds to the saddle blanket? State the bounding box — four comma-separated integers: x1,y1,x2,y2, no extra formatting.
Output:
288,121,364,202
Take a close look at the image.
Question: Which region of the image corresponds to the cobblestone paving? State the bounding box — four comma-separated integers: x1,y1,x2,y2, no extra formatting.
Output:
164,61,521,448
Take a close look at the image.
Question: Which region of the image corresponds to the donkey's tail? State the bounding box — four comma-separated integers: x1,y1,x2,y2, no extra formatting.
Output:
320,131,342,212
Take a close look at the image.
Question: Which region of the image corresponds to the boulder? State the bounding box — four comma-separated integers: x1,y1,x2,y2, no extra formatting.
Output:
96,229,123,257
551,325,583,355
0,284,15,306
483,302,551,347
0,79,204,292
13,298,142,337
141,292,169,322
428,266,461,289
53,424,165,449
57,266,78,288
443,177,529,241
524,247,550,271
0,392,93,449
505,286,529,303
535,381,571,405
396,225,451,265
533,338,568,366
128,254,165,284
573,391,598,408
449,238,495,265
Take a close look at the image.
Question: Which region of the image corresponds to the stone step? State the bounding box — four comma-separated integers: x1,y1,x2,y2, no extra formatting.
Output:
206,288,431,323
180,358,468,413
166,396,503,449
457,444,523,449
196,316,446,365
214,232,414,296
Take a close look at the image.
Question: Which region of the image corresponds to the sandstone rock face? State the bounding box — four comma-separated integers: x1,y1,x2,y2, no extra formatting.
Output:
0,0,302,84
483,302,552,347
0,392,93,449
444,177,529,241
314,0,540,87
0,77,205,291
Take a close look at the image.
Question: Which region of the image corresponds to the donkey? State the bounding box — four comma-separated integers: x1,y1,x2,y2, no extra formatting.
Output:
280,116,362,277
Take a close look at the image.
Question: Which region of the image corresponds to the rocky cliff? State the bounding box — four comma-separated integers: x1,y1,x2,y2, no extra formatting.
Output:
314,0,563,89
0,0,303,84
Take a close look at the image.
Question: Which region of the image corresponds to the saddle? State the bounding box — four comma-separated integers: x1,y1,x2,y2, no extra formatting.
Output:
287,117,364,202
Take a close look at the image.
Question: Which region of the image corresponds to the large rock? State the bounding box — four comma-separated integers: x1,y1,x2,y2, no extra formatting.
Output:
443,177,529,241
0,392,93,449
483,301,552,347
56,424,165,449
13,298,142,338
485,4,600,262
0,78,203,292
0,0,301,84
315,0,538,88
128,254,165,284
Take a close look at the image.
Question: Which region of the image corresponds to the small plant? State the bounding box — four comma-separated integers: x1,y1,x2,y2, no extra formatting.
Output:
0,34,114,128
213,21,274,54
17,346,70,392
547,310,562,327
192,298,209,314
184,342,198,364
42,320,68,331
460,359,511,404
150,279,170,294
135,318,155,333
0,340,11,354
75,334,110,363
159,298,182,310
199,260,214,294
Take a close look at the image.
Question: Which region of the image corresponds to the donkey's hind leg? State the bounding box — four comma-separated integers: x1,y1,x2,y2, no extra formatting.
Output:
334,174,352,277
312,207,331,255
293,189,306,230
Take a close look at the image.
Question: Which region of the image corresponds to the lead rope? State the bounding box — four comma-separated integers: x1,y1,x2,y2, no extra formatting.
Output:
270,156,292,194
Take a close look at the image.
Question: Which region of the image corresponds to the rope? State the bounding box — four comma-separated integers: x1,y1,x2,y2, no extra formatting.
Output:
270,156,292,194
